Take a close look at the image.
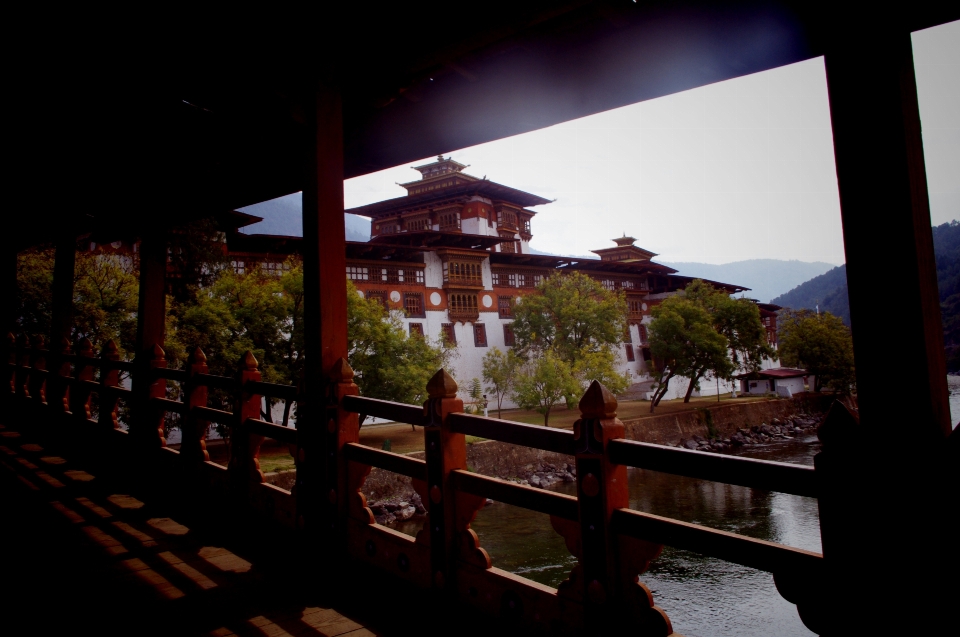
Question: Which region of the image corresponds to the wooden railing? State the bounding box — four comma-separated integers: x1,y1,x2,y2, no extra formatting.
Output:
3,333,826,635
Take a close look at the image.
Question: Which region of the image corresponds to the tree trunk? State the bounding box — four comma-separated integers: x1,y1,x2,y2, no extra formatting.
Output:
543,405,551,427
683,371,703,403
651,372,674,412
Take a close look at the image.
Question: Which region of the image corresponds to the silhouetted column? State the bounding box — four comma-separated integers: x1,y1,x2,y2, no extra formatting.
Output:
132,232,167,451
50,236,76,345
2,247,16,336
300,81,349,541
825,31,949,441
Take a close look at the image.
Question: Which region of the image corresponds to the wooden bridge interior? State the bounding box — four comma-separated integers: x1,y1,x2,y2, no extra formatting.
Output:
4,3,958,635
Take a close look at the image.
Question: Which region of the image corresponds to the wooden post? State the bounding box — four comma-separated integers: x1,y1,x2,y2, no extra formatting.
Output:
28,335,47,406
229,351,264,498
49,337,72,416
180,347,210,466
132,233,167,453
99,340,121,432
574,381,670,634
423,369,466,593
71,338,95,425
821,30,954,633
2,248,16,336
15,335,30,402
325,358,359,542
50,236,76,346
4,333,14,402
825,31,949,442
300,81,348,537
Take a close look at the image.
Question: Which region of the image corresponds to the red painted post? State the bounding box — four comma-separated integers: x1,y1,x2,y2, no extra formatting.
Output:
15,335,30,402
4,333,14,402
422,369,466,593
180,347,210,466
49,337,73,416
325,358,359,541
229,351,264,497
28,335,47,406
574,380,670,634
300,82,349,540
99,340,121,432
71,338,95,425
143,344,168,448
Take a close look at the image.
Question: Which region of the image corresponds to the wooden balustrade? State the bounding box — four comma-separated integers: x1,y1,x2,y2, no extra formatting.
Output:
1,332,829,635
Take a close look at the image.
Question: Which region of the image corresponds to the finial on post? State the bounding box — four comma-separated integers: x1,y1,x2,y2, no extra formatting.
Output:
427,369,458,399
77,337,93,356
331,357,355,383
188,347,207,365
60,336,71,353
152,343,166,361
33,335,45,350
102,339,120,359
578,380,618,419
242,350,259,371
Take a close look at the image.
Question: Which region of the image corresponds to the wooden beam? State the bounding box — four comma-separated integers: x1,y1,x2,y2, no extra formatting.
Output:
825,30,950,441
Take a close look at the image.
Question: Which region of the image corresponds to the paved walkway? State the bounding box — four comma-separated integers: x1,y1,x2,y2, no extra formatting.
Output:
0,420,378,637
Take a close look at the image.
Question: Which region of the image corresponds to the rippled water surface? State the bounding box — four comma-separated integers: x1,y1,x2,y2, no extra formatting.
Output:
443,436,822,637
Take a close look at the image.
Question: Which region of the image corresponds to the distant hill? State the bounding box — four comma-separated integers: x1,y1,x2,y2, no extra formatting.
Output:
239,193,371,242
770,265,850,324
659,260,836,304
933,221,960,371
769,221,960,370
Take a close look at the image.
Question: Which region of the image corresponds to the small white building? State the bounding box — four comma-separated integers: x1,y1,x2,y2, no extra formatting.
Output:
737,368,809,397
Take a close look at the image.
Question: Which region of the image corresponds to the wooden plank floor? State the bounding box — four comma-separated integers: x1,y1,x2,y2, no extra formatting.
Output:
0,420,378,637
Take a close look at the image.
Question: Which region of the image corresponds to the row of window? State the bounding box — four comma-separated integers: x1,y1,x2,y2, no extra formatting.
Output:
443,261,482,285
347,266,425,285
491,271,543,288
409,322,515,348
598,277,647,292
622,324,648,344
231,260,292,276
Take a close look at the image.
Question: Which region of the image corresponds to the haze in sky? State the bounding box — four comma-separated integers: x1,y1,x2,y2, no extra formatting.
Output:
343,21,959,266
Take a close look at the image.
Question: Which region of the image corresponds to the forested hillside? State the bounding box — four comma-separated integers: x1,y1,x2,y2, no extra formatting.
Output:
771,221,960,371
770,265,850,324
933,221,960,371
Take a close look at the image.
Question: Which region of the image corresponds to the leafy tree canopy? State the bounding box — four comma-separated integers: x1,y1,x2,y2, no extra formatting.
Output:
777,309,855,394
482,347,521,419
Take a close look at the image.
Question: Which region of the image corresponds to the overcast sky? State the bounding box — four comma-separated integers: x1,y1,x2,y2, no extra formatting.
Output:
343,21,958,266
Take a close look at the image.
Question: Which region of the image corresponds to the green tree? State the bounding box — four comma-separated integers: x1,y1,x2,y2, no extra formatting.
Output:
777,309,855,394
346,280,454,427
511,350,581,427
482,347,521,418
509,271,631,404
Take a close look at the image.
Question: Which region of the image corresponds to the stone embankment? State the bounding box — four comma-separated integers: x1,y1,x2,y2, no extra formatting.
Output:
678,414,821,452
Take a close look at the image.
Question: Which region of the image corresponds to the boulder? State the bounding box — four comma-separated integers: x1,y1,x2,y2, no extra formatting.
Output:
683,439,699,450
395,506,416,521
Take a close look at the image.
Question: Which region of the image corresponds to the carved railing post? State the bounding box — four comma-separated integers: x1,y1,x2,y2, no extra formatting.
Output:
71,338,95,425
28,335,47,406
49,337,73,416
145,344,168,448
423,369,466,593
229,351,264,495
15,334,30,401
99,340,121,432
574,380,671,634
326,358,359,543
180,347,210,466
5,333,16,401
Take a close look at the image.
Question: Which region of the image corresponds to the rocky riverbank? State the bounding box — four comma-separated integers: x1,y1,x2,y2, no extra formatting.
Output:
677,414,821,452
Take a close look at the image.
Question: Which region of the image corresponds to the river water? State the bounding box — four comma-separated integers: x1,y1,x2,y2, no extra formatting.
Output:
400,435,822,637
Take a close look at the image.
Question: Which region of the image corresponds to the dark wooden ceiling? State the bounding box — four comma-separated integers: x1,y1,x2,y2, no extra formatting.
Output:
9,1,957,250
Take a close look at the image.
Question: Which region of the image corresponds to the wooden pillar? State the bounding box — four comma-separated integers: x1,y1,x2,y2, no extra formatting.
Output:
820,30,954,632
229,351,264,499
300,81,348,538
423,369,466,594
50,236,76,346
327,358,359,542
99,340,121,432
180,347,211,467
824,31,949,441
2,247,16,335
573,381,669,633
132,233,167,452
